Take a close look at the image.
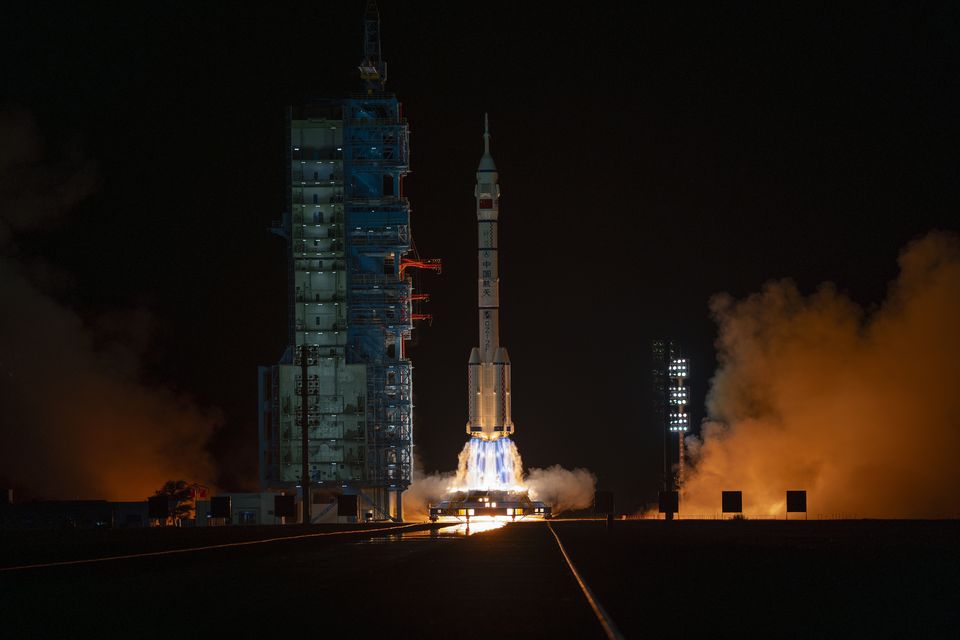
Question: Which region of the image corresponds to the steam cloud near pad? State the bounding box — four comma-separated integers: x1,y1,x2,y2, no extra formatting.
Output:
405,448,596,519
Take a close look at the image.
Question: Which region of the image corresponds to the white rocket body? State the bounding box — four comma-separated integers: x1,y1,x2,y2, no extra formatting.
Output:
467,116,513,441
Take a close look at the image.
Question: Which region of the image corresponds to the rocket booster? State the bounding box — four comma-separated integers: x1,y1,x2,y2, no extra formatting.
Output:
467,115,513,441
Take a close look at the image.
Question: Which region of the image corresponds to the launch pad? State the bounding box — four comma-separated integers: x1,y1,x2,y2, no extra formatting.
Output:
428,490,551,522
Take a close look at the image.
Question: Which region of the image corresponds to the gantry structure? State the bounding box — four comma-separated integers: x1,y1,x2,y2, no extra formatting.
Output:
259,1,438,521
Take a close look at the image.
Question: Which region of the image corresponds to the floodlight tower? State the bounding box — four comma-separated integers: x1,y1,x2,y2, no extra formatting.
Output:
652,340,690,491
668,356,690,485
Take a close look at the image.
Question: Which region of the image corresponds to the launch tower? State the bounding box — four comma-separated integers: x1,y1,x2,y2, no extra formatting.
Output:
258,1,437,522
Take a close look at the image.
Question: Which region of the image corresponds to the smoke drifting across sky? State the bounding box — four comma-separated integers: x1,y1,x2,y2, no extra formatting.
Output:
681,232,960,518
0,106,218,500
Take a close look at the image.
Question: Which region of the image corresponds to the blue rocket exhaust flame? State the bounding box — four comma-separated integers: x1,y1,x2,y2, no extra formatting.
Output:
455,436,524,491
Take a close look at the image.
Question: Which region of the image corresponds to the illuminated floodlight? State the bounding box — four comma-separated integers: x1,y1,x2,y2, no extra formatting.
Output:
670,358,688,377
669,411,689,432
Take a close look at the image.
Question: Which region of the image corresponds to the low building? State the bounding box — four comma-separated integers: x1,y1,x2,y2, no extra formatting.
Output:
195,491,370,525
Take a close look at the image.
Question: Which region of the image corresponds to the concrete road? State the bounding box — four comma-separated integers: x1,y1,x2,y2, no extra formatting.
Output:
2,519,957,638
1,521,604,639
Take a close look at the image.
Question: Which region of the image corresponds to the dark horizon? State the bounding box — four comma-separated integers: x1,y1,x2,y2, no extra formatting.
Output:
2,2,959,510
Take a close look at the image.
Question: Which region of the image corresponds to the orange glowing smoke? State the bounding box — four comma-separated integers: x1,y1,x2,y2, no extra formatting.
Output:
680,232,960,518
0,107,217,500
0,258,219,501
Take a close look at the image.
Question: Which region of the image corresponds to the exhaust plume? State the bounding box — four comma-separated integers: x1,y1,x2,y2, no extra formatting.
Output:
681,232,960,518
407,461,596,519
403,467,457,521
407,438,596,519
454,437,525,491
526,465,596,514
0,106,218,501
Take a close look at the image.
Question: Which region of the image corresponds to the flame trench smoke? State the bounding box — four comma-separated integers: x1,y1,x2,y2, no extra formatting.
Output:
404,437,597,519
0,107,218,500
681,232,960,518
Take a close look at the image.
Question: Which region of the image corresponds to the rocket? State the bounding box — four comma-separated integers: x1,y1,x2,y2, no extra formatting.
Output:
467,115,513,441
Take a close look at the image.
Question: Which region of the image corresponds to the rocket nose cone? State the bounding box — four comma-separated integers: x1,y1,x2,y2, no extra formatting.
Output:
468,347,481,364
493,347,510,364
477,153,497,172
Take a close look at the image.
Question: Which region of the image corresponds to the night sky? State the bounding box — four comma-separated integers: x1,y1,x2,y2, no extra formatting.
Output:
3,2,958,509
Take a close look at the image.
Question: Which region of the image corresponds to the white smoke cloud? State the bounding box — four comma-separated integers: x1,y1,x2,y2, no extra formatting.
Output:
403,467,456,521
526,465,597,513
405,445,597,519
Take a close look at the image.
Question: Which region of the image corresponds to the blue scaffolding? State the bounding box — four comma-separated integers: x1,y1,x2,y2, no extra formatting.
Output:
343,95,414,497
259,2,434,521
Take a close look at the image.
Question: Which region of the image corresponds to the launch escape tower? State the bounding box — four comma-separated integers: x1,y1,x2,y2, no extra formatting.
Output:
652,340,690,492
258,1,437,522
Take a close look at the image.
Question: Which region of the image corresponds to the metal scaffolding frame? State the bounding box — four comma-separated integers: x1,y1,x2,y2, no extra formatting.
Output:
259,2,436,523
342,94,414,519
